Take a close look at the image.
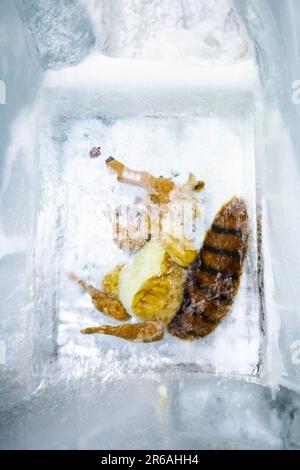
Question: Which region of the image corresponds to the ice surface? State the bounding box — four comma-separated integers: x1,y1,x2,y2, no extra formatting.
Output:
235,0,300,394
80,0,249,64
0,0,41,409
17,0,95,69
173,379,283,449
1,375,300,449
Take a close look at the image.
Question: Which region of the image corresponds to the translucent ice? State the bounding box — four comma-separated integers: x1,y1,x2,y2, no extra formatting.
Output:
17,0,95,69
35,60,261,377
80,0,249,63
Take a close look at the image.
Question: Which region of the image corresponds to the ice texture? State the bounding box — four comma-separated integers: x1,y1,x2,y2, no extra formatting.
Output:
0,0,41,409
17,0,95,69
80,0,249,64
174,379,283,449
1,375,300,449
35,49,261,379
234,0,300,395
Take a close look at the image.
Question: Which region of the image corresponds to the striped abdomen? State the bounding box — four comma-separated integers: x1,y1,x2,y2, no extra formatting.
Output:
168,197,249,340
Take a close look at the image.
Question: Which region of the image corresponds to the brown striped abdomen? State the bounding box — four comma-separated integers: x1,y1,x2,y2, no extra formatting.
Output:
168,197,249,340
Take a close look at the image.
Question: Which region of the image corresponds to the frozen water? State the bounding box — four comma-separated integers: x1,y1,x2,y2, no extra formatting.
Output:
235,0,300,394
173,379,283,449
80,0,249,64
1,375,300,449
171,378,300,449
17,0,95,69
0,0,41,409
34,51,262,379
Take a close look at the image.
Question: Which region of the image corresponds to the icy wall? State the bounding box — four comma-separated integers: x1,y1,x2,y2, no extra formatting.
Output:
80,0,248,63
234,0,300,394
16,0,95,69
0,0,41,407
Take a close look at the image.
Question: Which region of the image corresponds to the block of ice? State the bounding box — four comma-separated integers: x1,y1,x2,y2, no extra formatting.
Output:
171,379,299,449
34,52,262,379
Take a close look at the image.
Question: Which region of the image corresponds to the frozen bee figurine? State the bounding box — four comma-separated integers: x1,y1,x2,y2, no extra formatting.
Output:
69,157,249,343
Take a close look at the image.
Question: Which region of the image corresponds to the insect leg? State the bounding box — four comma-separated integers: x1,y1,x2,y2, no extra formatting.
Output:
68,272,130,321
81,321,164,343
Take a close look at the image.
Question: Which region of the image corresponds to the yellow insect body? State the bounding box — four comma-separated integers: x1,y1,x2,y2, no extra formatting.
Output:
118,239,186,324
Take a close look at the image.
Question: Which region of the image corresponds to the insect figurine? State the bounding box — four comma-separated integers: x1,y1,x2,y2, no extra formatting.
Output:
69,156,249,343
